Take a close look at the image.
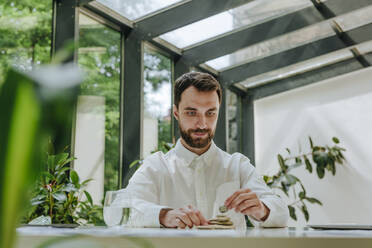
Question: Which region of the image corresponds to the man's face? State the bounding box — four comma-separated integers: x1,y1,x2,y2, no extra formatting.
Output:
173,86,220,148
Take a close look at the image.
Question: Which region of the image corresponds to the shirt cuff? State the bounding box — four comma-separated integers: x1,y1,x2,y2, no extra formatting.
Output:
257,199,288,228
132,204,170,227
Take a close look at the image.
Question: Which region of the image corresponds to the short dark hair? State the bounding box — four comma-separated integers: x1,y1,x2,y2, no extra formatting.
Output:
174,72,222,108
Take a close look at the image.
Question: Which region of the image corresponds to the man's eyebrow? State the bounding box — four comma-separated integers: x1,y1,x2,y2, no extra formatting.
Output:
184,107,197,111
208,107,217,111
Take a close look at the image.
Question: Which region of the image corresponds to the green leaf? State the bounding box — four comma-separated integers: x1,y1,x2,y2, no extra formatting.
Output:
81,178,93,187
60,183,77,192
295,157,301,163
129,159,141,168
304,156,312,173
277,154,287,171
55,153,69,167
299,191,306,199
313,150,328,168
285,174,299,185
286,148,291,154
55,166,70,177
327,156,336,175
332,137,340,144
301,205,309,221
309,137,314,149
70,170,79,184
316,165,325,179
288,206,297,221
305,197,322,205
84,191,93,205
263,175,270,184
280,182,289,197
0,69,43,248
52,192,67,202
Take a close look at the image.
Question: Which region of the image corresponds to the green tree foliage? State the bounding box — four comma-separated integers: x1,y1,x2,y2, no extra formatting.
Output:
0,0,52,83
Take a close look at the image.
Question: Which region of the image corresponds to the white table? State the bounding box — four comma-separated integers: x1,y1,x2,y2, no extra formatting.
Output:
16,226,372,248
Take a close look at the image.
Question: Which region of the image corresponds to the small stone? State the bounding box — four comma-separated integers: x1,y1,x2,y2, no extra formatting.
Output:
219,205,228,213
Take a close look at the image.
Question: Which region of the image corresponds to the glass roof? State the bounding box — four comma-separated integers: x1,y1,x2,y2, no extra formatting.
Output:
205,5,372,71
238,39,372,89
205,21,334,70
95,0,186,21
158,0,312,49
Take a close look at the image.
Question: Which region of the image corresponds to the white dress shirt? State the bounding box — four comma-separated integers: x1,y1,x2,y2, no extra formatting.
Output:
125,139,289,229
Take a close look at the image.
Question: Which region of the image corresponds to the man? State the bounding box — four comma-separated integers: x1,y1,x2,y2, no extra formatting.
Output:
126,72,288,229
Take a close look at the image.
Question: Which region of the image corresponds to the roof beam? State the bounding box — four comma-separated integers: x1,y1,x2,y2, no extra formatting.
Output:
249,59,363,100
78,0,94,6
219,23,372,85
181,0,372,66
135,0,253,39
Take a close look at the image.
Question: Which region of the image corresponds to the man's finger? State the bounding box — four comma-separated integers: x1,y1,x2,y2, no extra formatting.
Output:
229,192,256,209
235,199,257,212
241,206,261,216
194,209,208,225
185,206,201,226
185,210,200,226
175,218,186,229
225,189,251,207
178,212,193,227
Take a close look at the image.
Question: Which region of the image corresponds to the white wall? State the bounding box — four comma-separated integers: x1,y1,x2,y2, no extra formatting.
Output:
74,95,105,205
255,67,372,227
142,117,158,158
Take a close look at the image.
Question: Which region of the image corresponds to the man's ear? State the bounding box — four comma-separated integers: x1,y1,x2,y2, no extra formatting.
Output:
173,104,179,121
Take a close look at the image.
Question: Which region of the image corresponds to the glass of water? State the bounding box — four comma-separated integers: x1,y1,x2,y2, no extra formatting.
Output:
103,189,132,227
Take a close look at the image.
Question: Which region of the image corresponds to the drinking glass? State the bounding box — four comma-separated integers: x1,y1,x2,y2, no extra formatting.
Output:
103,189,132,227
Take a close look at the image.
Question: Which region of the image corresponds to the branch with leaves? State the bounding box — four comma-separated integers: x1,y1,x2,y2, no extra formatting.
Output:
263,137,346,221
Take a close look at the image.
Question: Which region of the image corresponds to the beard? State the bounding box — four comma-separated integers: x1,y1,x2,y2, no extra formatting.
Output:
179,124,215,149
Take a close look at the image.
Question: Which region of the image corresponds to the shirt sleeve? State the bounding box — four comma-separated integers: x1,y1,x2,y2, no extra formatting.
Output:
238,155,289,228
125,152,170,227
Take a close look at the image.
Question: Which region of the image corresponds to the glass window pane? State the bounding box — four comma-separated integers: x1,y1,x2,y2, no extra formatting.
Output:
205,21,334,71
95,0,186,21
74,12,121,203
143,45,172,157
159,0,311,49
0,1,52,84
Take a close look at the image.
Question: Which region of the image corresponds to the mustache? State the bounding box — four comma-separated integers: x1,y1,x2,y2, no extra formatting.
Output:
189,128,210,133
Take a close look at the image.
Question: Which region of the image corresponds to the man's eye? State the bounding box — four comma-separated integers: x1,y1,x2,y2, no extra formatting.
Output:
186,111,196,116
207,111,215,117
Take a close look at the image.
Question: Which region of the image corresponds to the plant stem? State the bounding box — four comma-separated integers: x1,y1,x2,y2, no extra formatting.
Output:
289,199,302,206
284,152,312,161
49,192,53,220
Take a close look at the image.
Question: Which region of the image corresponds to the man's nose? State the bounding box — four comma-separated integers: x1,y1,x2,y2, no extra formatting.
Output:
196,115,207,129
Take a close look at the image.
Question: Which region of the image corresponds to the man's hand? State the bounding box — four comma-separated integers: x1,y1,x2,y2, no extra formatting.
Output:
159,205,208,228
225,189,270,221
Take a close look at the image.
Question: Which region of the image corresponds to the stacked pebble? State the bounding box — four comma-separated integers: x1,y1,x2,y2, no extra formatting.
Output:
197,214,235,230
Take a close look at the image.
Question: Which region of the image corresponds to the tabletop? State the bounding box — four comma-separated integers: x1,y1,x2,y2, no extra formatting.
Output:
16,226,372,248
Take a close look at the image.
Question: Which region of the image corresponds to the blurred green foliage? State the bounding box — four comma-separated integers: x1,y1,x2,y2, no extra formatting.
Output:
263,137,346,222
0,0,52,84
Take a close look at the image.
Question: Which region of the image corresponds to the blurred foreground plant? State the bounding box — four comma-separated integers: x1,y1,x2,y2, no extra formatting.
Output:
0,63,82,248
264,137,346,222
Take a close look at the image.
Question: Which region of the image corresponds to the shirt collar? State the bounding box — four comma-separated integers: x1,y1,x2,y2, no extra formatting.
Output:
174,138,217,167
